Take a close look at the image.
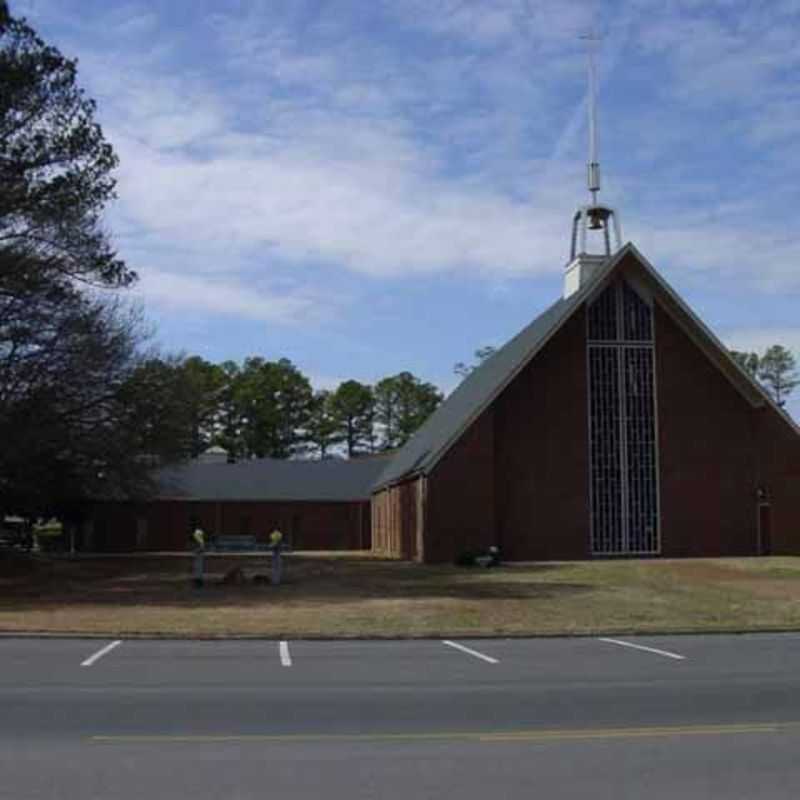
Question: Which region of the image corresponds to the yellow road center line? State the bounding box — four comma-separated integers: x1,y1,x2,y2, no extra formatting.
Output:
89,722,792,746
479,724,782,742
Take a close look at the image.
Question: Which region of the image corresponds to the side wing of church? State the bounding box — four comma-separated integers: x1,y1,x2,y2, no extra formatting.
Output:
370,244,800,562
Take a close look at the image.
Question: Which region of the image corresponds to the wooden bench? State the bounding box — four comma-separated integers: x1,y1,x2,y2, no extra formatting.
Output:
211,535,269,552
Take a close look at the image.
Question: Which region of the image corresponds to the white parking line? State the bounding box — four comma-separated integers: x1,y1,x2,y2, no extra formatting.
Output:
598,637,685,661
81,640,122,667
279,641,292,667
442,640,499,664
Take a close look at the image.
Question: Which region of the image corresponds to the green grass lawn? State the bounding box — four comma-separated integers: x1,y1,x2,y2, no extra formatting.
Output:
2,552,800,637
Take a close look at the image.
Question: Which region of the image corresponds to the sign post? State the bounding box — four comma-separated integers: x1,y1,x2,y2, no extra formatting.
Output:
192,526,206,588
269,529,284,585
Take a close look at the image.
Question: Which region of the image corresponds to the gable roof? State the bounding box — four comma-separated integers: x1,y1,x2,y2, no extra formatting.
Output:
373,242,800,491
157,454,391,502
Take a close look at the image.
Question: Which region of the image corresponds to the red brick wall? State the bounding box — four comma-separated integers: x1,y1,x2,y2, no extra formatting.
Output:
373,305,590,563
424,400,496,563
216,501,369,550
87,499,371,552
754,409,800,554
419,287,800,563
655,303,760,556
492,307,590,560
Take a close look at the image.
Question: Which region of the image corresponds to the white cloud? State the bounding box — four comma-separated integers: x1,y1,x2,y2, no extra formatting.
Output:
109,128,575,279
24,0,800,301
722,328,800,358
93,34,800,295
626,214,800,292
14,0,800,424
80,52,226,150
108,7,159,38
385,0,592,47
133,269,331,324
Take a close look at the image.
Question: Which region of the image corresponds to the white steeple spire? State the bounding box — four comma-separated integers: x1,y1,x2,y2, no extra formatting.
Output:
584,28,601,205
564,29,623,297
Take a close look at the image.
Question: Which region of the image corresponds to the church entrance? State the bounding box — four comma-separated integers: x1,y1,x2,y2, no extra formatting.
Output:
587,279,661,555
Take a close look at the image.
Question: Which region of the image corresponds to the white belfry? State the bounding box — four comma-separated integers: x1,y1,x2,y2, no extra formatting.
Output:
565,30,622,298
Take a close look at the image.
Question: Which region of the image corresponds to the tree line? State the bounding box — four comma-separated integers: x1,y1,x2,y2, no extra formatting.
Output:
730,347,799,408
0,4,154,517
1,2,798,526
160,356,442,461
0,0,442,520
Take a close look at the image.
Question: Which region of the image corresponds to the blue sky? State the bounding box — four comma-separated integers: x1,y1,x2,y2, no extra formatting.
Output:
15,0,800,420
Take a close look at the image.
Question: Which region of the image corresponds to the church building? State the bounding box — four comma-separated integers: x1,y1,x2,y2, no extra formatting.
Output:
84,51,800,562
370,162,800,563
371,242,800,562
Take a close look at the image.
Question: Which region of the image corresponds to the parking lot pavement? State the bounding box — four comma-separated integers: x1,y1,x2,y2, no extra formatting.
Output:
3,631,800,684
1,632,800,736
3,631,800,685
632,632,800,676
0,637,107,687
3,633,800,799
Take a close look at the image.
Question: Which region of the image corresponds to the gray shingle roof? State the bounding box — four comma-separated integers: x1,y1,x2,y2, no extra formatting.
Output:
373,241,800,492
155,243,799,504
372,264,602,490
156,455,391,502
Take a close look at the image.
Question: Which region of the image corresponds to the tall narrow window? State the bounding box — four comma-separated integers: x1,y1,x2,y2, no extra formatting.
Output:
587,280,659,555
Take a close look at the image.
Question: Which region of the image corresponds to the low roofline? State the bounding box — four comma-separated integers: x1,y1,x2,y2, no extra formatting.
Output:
372,472,423,491
152,496,371,504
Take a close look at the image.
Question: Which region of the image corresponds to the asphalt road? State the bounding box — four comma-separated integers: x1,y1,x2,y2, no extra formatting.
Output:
3,633,800,799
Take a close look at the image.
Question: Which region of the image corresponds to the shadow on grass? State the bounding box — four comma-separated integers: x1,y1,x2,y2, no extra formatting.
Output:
0,553,594,610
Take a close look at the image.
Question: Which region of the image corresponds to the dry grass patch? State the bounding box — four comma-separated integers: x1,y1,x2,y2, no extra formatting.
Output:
1,552,800,637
